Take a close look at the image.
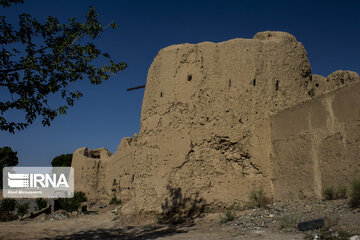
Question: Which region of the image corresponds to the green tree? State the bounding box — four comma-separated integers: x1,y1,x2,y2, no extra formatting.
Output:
56,191,87,212
0,0,127,133
51,153,72,167
0,146,19,188
0,198,17,221
35,198,48,210
16,202,29,217
0,198,16,212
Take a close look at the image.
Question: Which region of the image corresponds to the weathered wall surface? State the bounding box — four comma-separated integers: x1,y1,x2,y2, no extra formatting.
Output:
270,79,360,201
125,31,314,212
71,31,360,214
72,147,112,203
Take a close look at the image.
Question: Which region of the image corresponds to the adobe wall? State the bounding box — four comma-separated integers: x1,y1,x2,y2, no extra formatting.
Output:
71,31,360,214
71,147,111,203
270,79,360,200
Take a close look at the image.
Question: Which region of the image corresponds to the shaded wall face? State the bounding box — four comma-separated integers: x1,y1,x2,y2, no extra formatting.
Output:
270,82,360,201
319,83,360,188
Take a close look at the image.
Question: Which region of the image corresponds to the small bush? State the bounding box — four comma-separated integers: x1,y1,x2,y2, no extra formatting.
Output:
318,217,350,240
16,202,29,217
57,191,87,212
0,210,17,222
0,199,17,222
324,185,347,200
109,195,121,205
335,186,347,199
0,199,16,212
324,186,336,200
247,188,271,208
349,178,360,208
36,198,48,210
220,210,235,224
279,215,297,229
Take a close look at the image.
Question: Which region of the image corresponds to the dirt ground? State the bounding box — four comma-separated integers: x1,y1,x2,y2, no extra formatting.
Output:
0,211,304,240
0,200,358,240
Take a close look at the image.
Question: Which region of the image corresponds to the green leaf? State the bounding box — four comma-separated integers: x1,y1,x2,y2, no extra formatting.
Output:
110,22,118,29
0,5,126,133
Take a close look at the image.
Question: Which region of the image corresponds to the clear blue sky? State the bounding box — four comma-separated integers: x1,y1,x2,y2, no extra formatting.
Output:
1,0,359,166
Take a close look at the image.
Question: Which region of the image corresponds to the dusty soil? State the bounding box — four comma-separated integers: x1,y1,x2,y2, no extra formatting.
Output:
0,200,358,240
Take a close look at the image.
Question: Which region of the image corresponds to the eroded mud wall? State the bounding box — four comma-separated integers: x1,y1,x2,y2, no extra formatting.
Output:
72,32,359,214
102,31,314,213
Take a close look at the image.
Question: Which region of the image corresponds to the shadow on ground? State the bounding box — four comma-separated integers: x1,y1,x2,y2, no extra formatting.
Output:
42,224,188,240
42,186,204,239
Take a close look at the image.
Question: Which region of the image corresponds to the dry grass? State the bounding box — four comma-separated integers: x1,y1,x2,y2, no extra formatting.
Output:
246,188,271,209
350,178,360,208
220,210,235,224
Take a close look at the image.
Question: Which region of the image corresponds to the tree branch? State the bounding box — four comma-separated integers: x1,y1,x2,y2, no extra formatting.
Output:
0,66,24,73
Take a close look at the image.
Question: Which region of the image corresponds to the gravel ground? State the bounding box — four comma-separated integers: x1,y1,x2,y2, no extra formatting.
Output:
0,199,358,239
222,199,360,239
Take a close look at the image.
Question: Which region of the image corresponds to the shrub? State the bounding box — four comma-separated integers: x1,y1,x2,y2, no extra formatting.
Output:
0,199,17,222
323,185,347,200
278,215,297,229
16,202,29,217
318,217,350,240
36,198,48,210
109,195,121,205
0,210,17,222
0,198,16,212
220,210,235,224
324,186,336,200
247,188,271,208
335,186,347,199
74,191,87,203
349,178,360,208
57,191,87,212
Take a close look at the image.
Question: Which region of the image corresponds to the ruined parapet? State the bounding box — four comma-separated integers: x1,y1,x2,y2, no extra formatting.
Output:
310,71,360,96
71,31,360,214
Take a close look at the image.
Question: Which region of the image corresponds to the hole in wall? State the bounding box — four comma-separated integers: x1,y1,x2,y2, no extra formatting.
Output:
308,89,315,97
85,149,101,159
160,91,163,97
275,80,279,91
187,74,192,81
253,79,256,86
